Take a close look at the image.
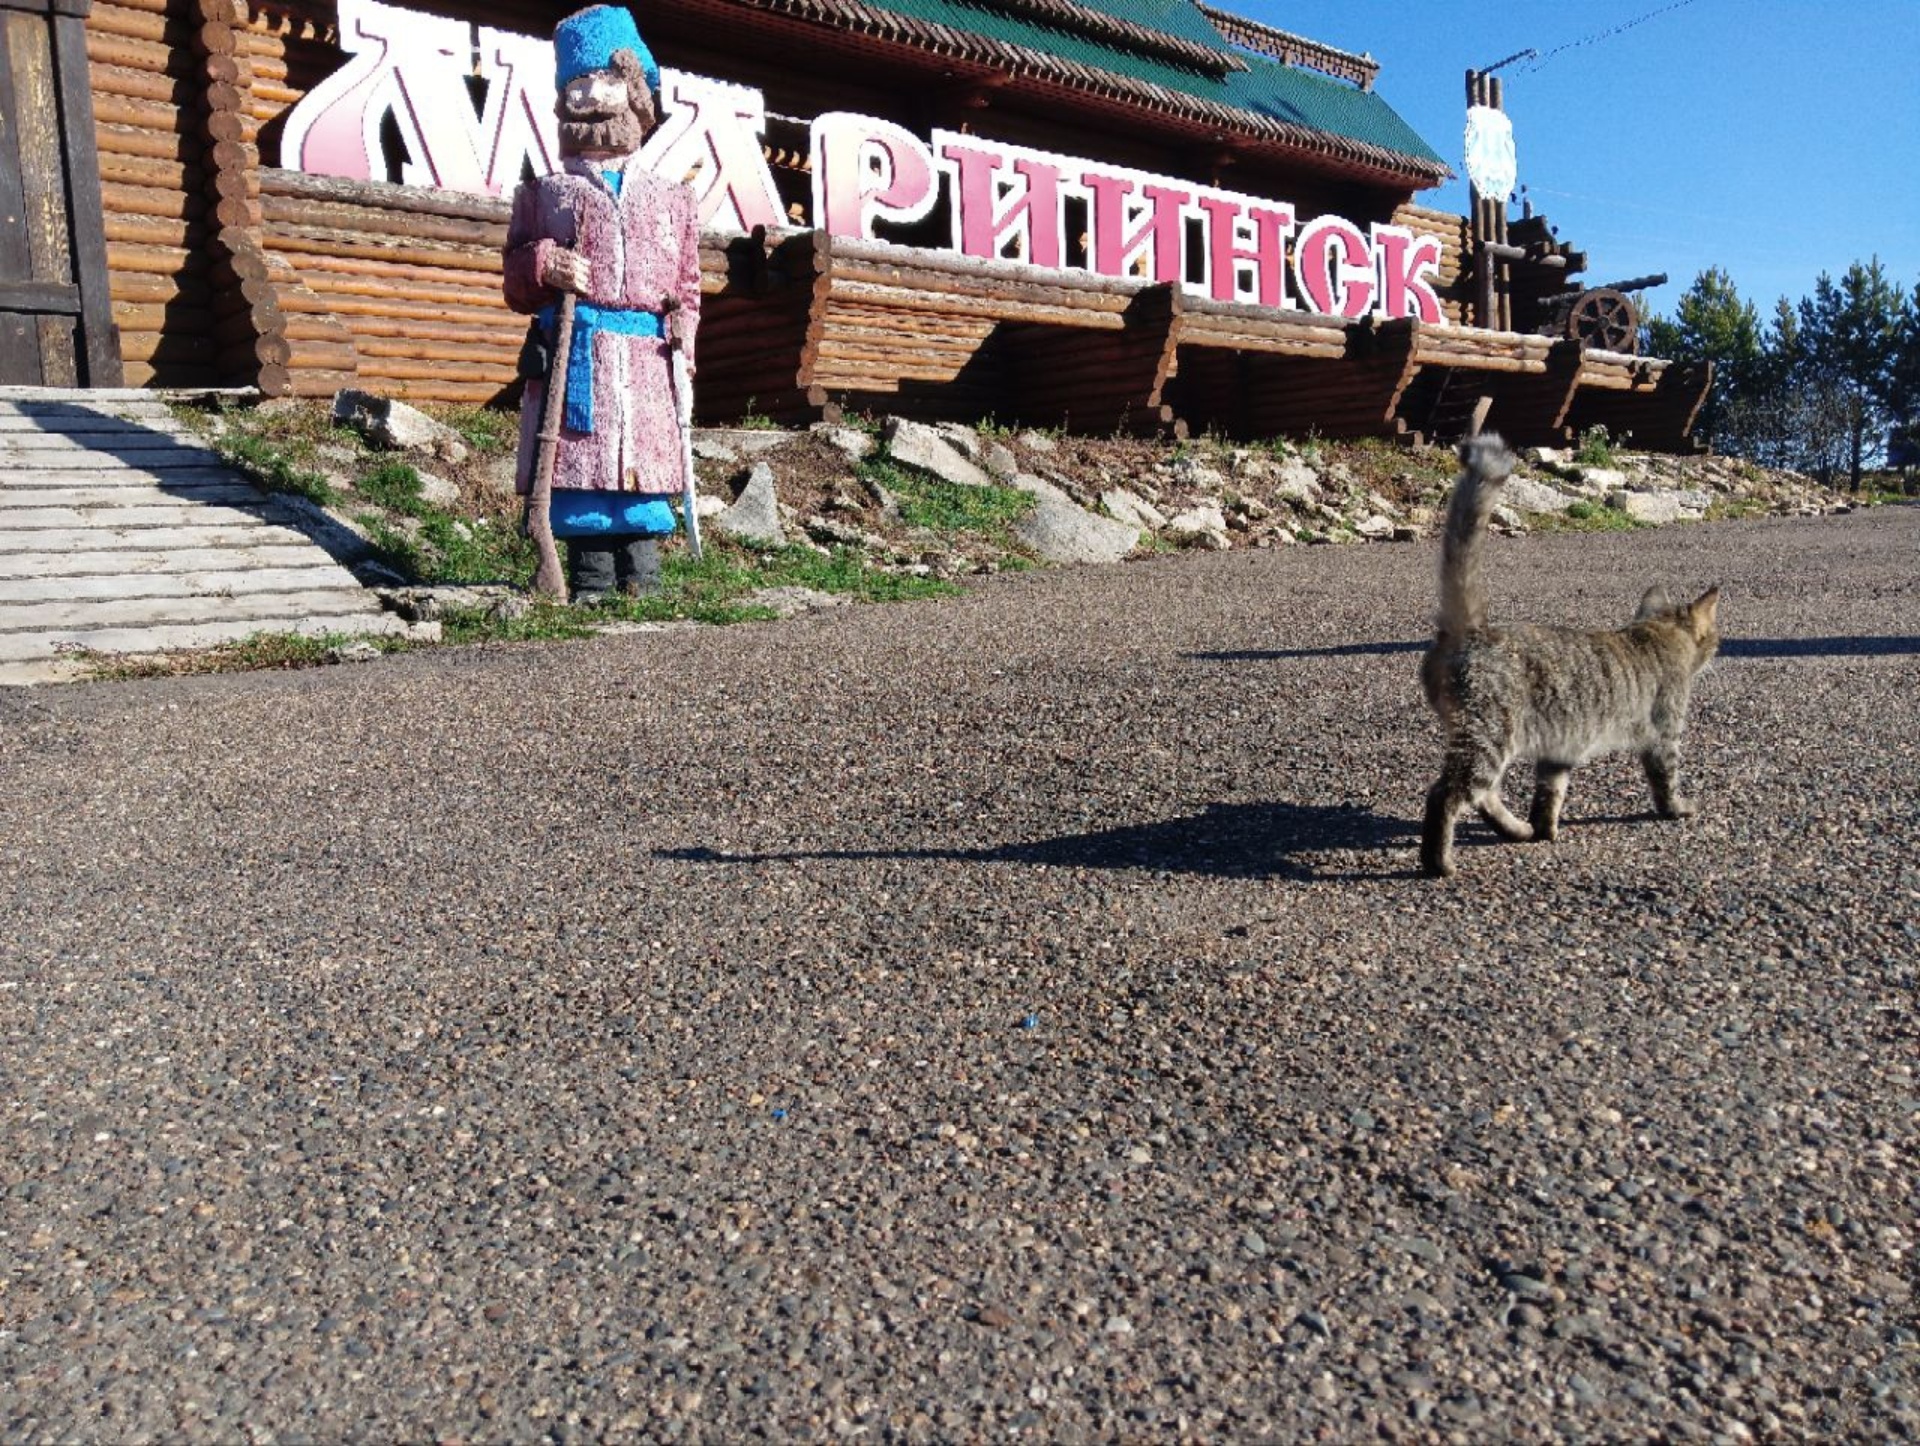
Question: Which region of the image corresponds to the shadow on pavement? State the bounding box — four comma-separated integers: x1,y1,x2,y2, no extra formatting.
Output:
1190,636,1920,663
662,800,1416,882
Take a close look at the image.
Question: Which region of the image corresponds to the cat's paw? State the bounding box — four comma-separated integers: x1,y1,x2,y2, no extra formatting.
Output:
1661,797,1698,819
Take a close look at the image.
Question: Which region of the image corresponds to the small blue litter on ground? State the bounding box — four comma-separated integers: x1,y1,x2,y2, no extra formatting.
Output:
771,1108,788,1121
1021,1014,1039,1030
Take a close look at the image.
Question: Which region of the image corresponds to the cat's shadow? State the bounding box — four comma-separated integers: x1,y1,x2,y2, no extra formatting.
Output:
660,800,1417,882
1189,636,1920,663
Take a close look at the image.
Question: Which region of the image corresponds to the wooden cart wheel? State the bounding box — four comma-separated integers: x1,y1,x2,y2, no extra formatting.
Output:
1565,288,1640,354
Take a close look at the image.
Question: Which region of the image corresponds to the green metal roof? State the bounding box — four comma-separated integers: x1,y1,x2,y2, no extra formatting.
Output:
850,0,1446,175
1222,51,1445,169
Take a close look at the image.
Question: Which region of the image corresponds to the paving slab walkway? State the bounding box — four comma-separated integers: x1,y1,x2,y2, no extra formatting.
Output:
0,388,425,683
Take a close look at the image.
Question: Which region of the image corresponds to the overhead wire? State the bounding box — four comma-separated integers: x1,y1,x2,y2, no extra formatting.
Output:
1521,0,1707,72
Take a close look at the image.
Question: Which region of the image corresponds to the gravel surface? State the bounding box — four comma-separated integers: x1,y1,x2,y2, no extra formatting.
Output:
3,505,1917,1442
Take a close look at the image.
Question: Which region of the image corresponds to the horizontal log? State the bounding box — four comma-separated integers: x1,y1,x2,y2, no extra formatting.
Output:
283,282,510,321
111,269,213,306
107,212,214,250
303,316,514,352
217,333,293,368
88,1,190,47
826,235,1156,299
1410,355,1546,378
351,337,519,368
116,361,219,389
84,30,182,76
96,120,204,165
92,88,193,134
279,315,360,344
356,357,517,386
348,378,511,404
244,84,315,124
260,192,507,249
212,301,283,342
97,150,198,192
279,251,507,298
824,281,1126,331
106,239,198,277
101,179,208,222
266,228,502,273
118,329,217,363
90,60,195,106
261,168,515,226
827,265,1137,317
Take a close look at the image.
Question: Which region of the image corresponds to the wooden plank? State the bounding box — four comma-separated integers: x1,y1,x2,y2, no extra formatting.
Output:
0,542,335,576
0,446,228,469
0,586,386,633
0,562,362,601
0,13,40,287
0,522,313,550
0,609,415,662
0,482,263,506
0,426,212,449
0,498,289,527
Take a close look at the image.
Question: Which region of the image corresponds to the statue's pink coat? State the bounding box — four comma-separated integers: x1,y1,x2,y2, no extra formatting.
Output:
504,158,702,495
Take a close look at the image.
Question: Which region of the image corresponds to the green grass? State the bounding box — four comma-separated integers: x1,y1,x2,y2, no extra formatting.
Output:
79,630,407,681
1573,425,1617,468
1535,499,1642,533
216,431,342,507
862,455,1034,538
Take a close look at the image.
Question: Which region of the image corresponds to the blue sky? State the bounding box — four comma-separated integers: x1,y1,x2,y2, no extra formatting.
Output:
1238,1,1920,324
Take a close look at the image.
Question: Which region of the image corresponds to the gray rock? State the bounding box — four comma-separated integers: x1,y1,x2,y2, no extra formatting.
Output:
1273,461,1323,507
805,516,885,550
1610,490,1689,525
1503,477,1581,514
1353,514,1397,540
699,428,790,458
982,441,1019,480
413,470,463,509
475,455,519,497
711,462,785,545
1572,465,1630,492
1011,495,1140,565
330,389,469,463
885,417,995,488
1006,472,1071,505
1100,488,1166,532
933,421,983,460
1172,457,1229,490
811,425,874,462
745,586,849,618
1165,504,1230,550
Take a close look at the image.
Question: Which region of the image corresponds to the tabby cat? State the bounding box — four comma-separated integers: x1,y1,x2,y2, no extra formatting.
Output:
1419,434,1720,878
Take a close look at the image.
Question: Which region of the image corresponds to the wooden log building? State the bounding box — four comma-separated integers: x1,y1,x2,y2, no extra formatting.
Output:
0,0,1711,447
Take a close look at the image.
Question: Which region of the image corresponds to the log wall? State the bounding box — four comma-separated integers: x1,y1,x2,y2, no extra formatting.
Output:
86,0,221,387
73,0,1702,450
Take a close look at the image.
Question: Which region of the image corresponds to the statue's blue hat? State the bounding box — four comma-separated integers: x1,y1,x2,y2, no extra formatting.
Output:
555,6,658,92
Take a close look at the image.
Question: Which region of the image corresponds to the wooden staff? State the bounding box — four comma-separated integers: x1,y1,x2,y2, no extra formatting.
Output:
526,292,573,602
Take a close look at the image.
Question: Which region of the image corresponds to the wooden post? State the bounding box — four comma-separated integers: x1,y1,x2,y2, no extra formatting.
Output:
526,292,573,602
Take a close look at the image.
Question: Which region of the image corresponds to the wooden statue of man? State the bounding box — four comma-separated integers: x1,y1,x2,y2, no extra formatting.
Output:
503,4,702,601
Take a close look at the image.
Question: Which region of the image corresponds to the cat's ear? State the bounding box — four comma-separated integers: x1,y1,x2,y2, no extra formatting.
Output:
1635,584,1675,621
1687,587,1721,639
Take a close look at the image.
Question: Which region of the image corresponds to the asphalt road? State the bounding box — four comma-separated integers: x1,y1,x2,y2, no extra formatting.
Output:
3,504,1916,1441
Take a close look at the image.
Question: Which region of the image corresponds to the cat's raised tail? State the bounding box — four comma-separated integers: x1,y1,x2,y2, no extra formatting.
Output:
1436,433,1518,641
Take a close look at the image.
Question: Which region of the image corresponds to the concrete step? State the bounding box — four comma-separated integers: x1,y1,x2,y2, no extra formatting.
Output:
0,390,426,682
